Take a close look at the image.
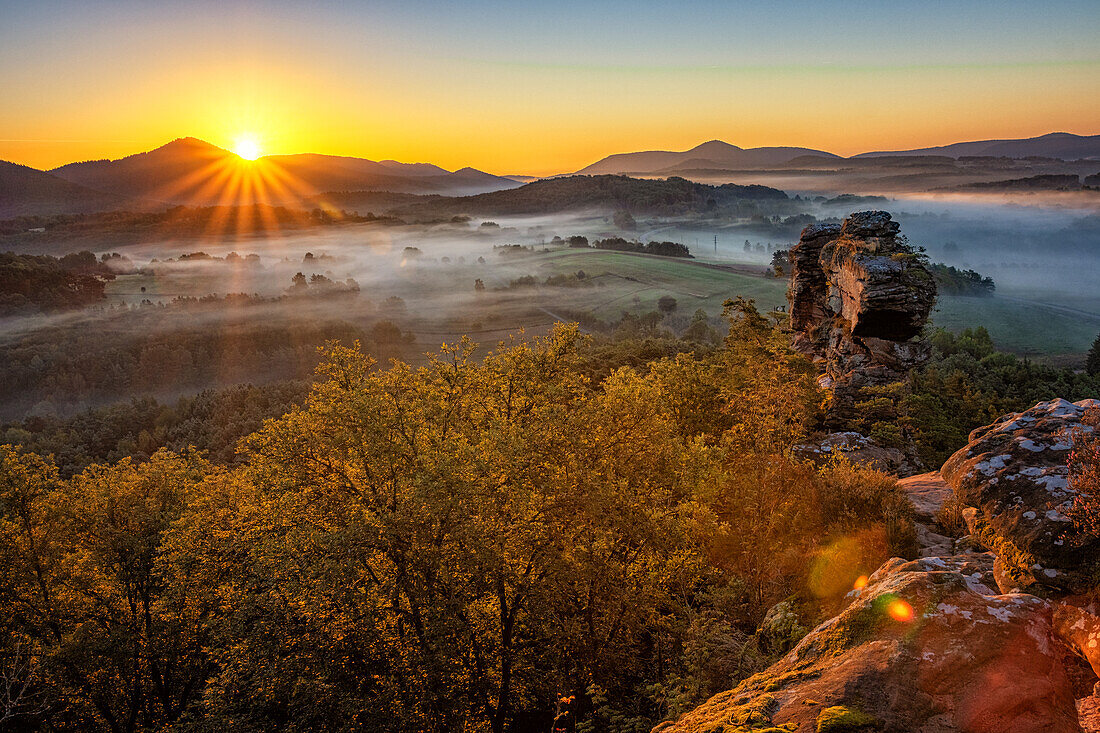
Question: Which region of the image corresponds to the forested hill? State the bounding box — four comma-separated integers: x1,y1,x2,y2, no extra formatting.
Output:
389,174,788,217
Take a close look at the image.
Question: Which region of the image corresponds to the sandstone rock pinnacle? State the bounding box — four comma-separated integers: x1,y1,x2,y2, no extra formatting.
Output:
787,211,936,426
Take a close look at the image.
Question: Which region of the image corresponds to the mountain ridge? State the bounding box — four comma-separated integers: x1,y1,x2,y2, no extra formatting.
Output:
0,160,155,218
34,137,521,212
574,132,1100,176
854,132,1100,160
575,139,841,175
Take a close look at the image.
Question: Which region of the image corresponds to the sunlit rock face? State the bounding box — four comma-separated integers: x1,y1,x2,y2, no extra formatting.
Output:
942,398,1100,595
897,471,955,522
788,211,936,426
655,557,1082,733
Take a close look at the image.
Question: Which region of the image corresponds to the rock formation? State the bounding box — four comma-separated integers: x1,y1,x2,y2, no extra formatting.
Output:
788,211,936,426
793,431,919,476
661,399,1100,732
942,398,1100,595
674,208,1096,730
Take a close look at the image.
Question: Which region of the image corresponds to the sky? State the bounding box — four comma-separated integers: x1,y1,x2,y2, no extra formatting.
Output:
1,0,1098,175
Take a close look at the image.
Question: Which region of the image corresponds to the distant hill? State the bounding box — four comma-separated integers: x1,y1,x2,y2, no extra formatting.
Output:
262,153,459,198
45,138,519,209
855,132,1100,161
575,140,840,175
391,174,787,218
0,160,147,218
51,138,237,202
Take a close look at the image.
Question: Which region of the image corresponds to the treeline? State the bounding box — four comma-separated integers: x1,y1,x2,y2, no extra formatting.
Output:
591,237,693,258
0,250,116,313
505,272,595,290
0,302,384,420
929,263,995,296
392,174,791,218
558,235,693,257
0,204,402,248
2,381,307,477
0,303,917,732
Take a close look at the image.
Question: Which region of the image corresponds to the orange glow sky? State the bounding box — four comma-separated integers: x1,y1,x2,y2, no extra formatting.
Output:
2,1,1098,175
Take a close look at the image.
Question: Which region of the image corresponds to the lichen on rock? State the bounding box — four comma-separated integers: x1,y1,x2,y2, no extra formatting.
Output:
942,398,1100,594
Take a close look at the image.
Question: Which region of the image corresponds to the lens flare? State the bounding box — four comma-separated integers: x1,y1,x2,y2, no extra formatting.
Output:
853,575,869,591
887,599,915,623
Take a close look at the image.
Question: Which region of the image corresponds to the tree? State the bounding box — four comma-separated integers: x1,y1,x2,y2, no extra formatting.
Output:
657,295,678,314
0,448,213,731
769,249,789,277
161,326,719,731
613,210,637,230
474,278,486,292
1088,332,1100,375
683,309,717,345
370,320,404,345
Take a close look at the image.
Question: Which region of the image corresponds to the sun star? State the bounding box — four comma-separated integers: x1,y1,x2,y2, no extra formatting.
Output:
234,136,262,161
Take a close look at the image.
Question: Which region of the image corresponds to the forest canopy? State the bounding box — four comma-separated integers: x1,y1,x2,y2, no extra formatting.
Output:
0,303,917,732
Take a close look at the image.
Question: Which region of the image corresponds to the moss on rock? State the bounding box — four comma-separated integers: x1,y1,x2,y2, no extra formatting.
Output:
814,705,881,732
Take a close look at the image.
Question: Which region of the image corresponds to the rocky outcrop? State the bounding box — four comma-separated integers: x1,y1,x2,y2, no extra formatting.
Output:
942,398,1100,595
662,398,1100,732
657,556,1082,733
793,431,920,476
788,211,936,426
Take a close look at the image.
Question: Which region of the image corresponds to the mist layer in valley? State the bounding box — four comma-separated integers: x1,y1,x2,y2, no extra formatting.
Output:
2,174,1099,420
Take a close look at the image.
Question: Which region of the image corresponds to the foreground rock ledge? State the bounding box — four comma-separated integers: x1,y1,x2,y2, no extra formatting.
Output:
655,556,1081,733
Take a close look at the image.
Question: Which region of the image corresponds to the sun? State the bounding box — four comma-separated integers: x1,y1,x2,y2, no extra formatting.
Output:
233,136,262,161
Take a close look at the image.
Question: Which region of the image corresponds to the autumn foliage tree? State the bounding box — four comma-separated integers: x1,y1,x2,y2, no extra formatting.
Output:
0,305,916,732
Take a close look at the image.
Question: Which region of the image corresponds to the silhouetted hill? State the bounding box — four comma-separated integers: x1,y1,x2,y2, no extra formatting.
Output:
46,138,519,209
50,138,249,204
391,174,787,217
576,140,840,175
856,132,1100,160
0,160,147,217
261,153,446,197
